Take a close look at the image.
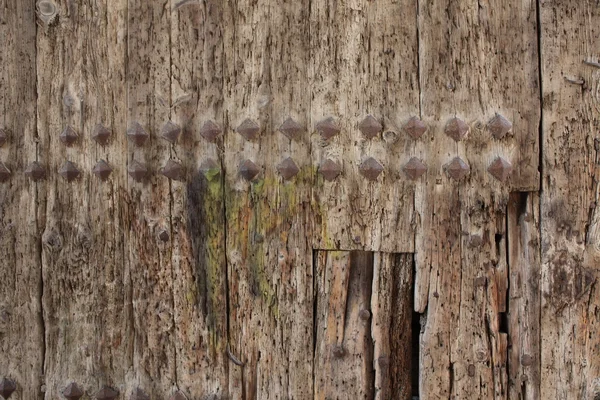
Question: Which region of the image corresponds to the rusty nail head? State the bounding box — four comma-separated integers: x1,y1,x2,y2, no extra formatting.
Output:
488,114,512,139
158,229,170,242
468,364,476,377
59,161,81,182
279,117,303,140
236,119,260,141
445,157,470,181
0,378,16,399
359,157,384,181
161,121,182,143
128,160,149,182
277,157,300,180
239,159,260,181
92,123,111,145
359,115,383,139
488,157,513,182
93,160,113,180
25,161,46,181
161,159,185,181
316,117,341,139
127,122,149,146
444,117,469,141
403,116,427,139
358,309,371,321
62,382,84,400
403,157,427,180
319,159,342,181
60,126,79,146
130,387,150,400
199,120,222,141
332,344,345,358
95,386,118,400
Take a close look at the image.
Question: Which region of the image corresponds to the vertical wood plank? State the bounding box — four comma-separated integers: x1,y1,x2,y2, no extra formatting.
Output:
539,1,600,398
170,1,229,398
0,1,42,398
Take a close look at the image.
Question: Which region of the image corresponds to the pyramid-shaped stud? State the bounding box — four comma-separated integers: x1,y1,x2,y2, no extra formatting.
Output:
277,157,300,180
127,122,149,146
92,123,111,145
239,159,260,181
60,126,79,146
0,162,11,182
199,158,221,180
130,387,150,400
161,121,181,143
168,392,187,400
95,386,118,400
59,161,81,182
359,115,383,139
24,161,45,181
62,382,84,400
0,378,16,399
161,159,184,181
488,157,513,182
92,160,112,180
236,119,260,141
158,229,170,242
359,157,384,181
0,128,7,147
279,117,303,140
316,117,340,139
403,157,427,180
319,159,342,181
445,157,470,181
199,120,222,141
488,114,512,139
128,160,149,182
403,116,427,139
444,118,469,141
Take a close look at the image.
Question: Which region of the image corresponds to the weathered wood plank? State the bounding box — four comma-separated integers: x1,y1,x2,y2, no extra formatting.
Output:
0,1,42,398
170,0,229,397
309,0,417,253
540,1,600,398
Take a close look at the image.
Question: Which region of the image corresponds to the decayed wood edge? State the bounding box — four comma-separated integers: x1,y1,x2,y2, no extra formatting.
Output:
169,1,229,398
0,0,43,398
507,192,541,400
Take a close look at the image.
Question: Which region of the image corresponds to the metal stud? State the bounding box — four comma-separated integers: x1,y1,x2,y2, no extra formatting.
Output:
403,116,427,139
199,159,221,179
277,157,300,180
403,157,427,180
93,160,112,180
239,159,260,181
319,159,342,181
279,117,303,140
161,159,184,181
92,124,111,145
62,382,84,400
0,162,11,182
359,115,383,139
128,160,148,182
488,157,513,182
444,117,469,141
59,161,81,181
316,117,340,139
95,386,118,400
158,229,170,242
199,120,222,141
130,388,150,400
359,157,384,181
0,378,16,399
127,122,149,146
60,126,79,146
0,128,7,147
445,157,470,181
161,121,181,143
168,392,187,400
24,161,45,181
332,345,345,358
236,119,260,141
488,114,512,139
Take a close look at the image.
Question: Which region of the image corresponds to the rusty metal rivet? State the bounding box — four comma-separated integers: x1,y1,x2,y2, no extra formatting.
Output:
521,354,534,366
92,123,111,145
95,386,118,400
158,229,170,242
199,120,222,141
403,116,427,139
93,160,112,180
128,160,148,182
59,161,81,182
279,117,303,140
358,309,371,321
0,163,11,182
403,157,427,180
488,114,512,139
62,382,83,400
474,276,487,287
236,119,260,141
168,392,188,400
161,121,181,143
127,122,149,146
60,126,78,146
445,157,470,181
316,117,340,139
25,161,46,181
377,356,390,368
277,157,300,180
0,128,7,147
319,159,342,182
0,378,16,399
444,117,469,141
488,157,513,182
359,157,384,181
239,159,260,181
359,115,382,139
130,387,149,400
199,158,221,179
468,364,476,377
332,344,345,358
468,234,483,248
161,159,185,181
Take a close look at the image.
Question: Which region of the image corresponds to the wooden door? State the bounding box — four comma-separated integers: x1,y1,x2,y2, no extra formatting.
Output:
0,0,598,399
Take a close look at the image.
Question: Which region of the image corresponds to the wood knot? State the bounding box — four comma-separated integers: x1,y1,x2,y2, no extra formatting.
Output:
37,1,58,25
